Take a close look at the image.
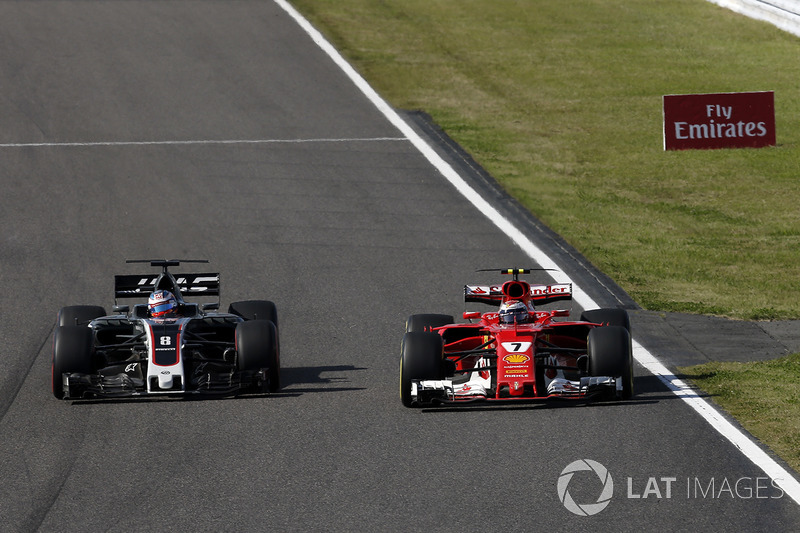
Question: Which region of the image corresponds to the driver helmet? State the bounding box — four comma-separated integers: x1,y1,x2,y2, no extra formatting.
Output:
149,290,178,318
499,301,529,324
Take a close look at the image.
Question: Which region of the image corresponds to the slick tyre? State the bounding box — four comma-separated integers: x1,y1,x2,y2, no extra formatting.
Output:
57,305,106,327
52,325,93,399
236,319,280,393
230,301,280,371
400,331,444,407
405,313,454,333
580,308,630,332
587,325,634,399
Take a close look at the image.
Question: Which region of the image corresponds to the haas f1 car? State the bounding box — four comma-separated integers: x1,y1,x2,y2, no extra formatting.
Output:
400,269,633,407
52,260,280,400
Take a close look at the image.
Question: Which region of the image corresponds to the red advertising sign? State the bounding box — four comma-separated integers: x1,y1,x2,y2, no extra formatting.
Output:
662,91,775,150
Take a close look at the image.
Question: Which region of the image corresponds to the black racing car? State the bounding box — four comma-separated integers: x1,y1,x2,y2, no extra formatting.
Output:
52,259,280,400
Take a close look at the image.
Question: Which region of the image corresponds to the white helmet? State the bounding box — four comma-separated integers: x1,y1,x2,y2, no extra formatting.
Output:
499,301,529,324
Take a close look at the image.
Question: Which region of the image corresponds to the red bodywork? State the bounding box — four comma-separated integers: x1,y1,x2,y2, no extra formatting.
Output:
432,276,593,401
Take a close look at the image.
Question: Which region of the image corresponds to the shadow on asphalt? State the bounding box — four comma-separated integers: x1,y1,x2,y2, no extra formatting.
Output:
420,399,657,414
279,365,367,394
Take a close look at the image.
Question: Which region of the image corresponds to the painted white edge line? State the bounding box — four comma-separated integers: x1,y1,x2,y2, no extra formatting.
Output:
0,137,406,148
273,0,800,503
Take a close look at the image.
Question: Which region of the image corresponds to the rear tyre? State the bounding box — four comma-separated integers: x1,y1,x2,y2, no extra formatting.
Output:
405,313,454,333
580,308,630,332
52,326,93,399
587,326,633,399
235,319,280,392
57,305,106,327
400,331,444,407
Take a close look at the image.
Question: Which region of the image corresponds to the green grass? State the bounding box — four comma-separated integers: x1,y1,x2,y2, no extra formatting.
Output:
679,355,800,473
290,0,800,320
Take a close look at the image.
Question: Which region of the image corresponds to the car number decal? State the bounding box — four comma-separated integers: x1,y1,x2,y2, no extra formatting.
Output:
501,341,531,353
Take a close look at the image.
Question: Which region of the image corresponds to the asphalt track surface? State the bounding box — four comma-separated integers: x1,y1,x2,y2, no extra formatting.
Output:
1,2,799,532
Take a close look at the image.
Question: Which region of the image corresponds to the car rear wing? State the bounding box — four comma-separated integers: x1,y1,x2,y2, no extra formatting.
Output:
464,283,572,306
114,273,221,299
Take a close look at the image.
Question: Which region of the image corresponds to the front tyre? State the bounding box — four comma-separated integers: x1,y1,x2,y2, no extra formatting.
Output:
228,300,278,325
405,314,454,333
400,331,444,407
587,326,633,399
235,319,280,393
52,326,93,399
580,308,630,332
57,305,106,327
230,301,280,381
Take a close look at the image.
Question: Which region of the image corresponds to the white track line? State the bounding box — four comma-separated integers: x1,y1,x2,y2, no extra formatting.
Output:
705,0,800,38
273,0,800,503
0,137,406,148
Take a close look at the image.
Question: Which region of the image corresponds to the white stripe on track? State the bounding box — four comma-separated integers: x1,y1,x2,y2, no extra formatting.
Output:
0,137,406,148
273,0,800,503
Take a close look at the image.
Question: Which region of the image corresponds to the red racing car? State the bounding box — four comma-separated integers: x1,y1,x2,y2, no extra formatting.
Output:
400,269,633,407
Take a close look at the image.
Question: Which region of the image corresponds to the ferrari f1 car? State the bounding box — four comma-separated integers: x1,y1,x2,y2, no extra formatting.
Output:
52,260,280,400
400,269,633,407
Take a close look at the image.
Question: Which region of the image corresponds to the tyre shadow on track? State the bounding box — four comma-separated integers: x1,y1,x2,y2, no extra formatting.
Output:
279,365,368,394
